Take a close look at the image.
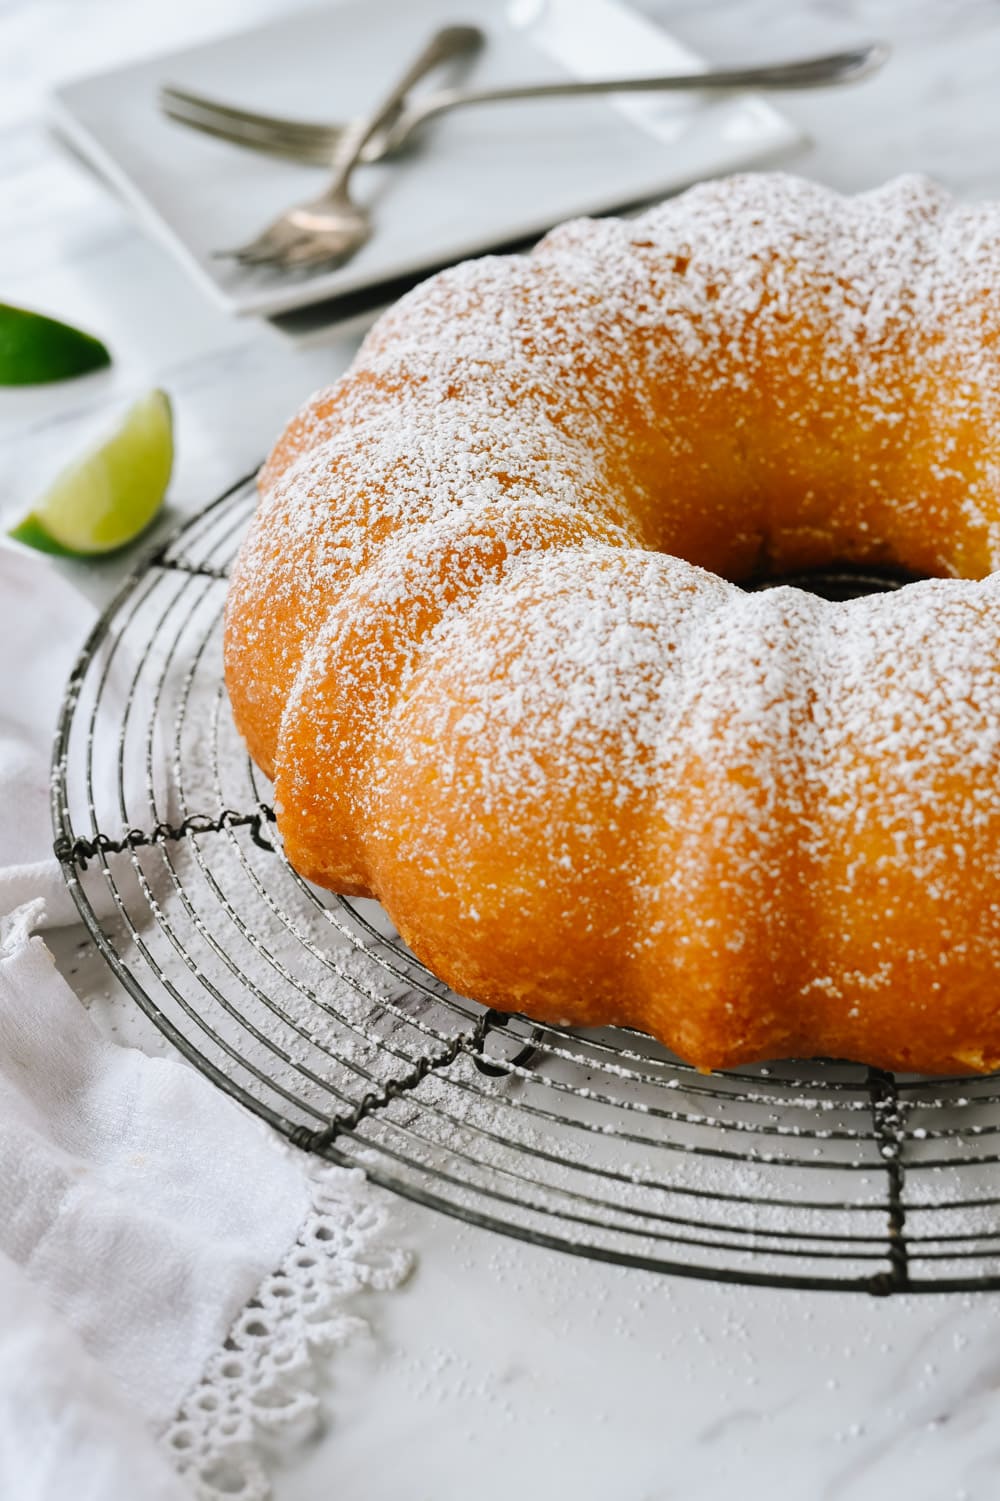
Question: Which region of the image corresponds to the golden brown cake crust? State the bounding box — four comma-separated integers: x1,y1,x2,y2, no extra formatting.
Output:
225,173,1000,1074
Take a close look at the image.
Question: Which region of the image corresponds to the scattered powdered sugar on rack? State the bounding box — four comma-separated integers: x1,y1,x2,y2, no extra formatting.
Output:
225,170,1000,1072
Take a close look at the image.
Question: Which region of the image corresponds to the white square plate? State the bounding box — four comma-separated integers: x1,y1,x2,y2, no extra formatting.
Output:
52,0,805,321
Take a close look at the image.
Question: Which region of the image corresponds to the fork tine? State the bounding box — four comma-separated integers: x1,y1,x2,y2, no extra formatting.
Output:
159,85,339,144
161,101,337,163
232,239,287,266
216,229,282,265
225,218,315,266
280,237,354,269
161,101,336,166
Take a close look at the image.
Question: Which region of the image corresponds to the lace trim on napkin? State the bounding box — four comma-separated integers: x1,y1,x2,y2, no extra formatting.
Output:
162,1163,413,1501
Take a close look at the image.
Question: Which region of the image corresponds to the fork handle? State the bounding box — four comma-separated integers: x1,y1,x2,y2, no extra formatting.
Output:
385,43,889,147
324,24,483,193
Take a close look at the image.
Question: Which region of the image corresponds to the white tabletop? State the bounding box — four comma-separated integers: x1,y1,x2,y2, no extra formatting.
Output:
5,2,1000,1497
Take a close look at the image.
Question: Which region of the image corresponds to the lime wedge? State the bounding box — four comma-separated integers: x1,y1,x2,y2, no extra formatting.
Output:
0,302,111,385
9,389,174,557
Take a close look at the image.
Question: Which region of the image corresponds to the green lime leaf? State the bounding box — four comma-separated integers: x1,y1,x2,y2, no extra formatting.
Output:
9,389,174,557
0,302,111,385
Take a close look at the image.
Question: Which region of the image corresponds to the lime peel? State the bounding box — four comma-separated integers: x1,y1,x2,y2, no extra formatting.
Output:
0,302,111,385
9,389,174,558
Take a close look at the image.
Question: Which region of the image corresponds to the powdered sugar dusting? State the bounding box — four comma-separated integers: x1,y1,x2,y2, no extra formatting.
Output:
225,173,1000,1072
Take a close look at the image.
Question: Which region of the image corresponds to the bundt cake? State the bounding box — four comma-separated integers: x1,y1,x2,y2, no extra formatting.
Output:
225,172,1000,1075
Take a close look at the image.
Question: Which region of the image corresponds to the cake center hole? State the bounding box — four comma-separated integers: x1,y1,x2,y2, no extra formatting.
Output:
747,564,925,602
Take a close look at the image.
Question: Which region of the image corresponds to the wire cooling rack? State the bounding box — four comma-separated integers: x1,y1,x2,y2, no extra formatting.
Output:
52,473,1000,1295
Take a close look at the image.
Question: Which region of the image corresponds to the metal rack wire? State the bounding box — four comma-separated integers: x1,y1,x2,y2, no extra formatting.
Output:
51,473,1000,1294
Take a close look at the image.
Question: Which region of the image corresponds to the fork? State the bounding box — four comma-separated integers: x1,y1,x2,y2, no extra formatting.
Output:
164,43,889,170
216,24,484,270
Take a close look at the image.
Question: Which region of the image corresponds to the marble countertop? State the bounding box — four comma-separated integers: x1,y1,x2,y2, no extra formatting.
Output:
5,1,1000,1497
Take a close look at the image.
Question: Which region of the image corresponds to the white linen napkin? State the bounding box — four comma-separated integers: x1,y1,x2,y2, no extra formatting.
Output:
0,902,307,1497
0,543,407,1499
0,1251,190,1501
0,545,99,924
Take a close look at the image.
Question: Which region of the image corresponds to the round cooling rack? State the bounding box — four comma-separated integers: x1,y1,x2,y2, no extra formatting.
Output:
52,473,1000,1295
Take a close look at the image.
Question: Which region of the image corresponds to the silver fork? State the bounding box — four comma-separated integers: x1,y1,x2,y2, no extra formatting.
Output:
216,24,483,270
164,43,889,170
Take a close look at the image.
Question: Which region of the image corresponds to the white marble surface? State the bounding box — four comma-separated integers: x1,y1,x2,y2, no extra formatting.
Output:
6,2,1000,1497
